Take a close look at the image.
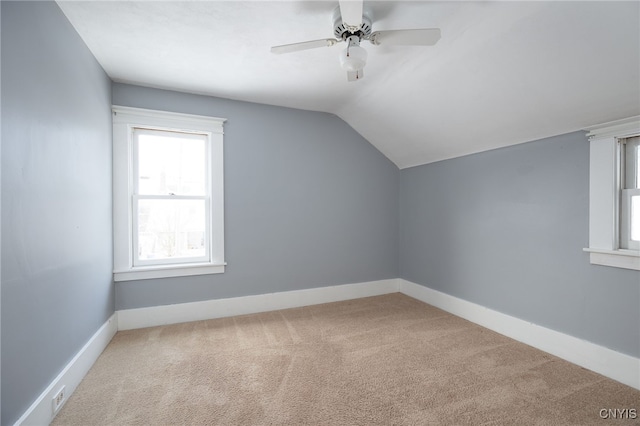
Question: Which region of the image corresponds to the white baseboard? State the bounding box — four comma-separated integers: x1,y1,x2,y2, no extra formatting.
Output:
398,279,640,390
14,314,118,426
117,278,400,330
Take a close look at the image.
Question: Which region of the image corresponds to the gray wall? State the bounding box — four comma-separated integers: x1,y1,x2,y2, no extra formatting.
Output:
112,83,399,310
399,132,640,357
1,2,114,425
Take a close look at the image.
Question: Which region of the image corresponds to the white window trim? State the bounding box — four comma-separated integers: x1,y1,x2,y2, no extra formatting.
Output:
112,106,226,281
583,116,640,271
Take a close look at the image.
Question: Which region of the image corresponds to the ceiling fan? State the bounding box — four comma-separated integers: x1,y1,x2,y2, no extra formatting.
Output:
270,0,441,82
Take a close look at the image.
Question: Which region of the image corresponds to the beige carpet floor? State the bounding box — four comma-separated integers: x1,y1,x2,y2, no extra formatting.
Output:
52,293,639,425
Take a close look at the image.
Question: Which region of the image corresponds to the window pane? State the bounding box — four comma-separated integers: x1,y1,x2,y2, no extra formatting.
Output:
632,195,640,242
636,148,640,189
623,136,640,189
137,199,206,261
137,131,206,195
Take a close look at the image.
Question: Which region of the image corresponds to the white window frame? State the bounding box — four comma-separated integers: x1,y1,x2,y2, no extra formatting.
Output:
112,106,226,281
584,116,640,271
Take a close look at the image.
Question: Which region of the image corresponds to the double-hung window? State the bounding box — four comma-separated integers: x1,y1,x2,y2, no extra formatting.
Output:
620,136,640,250
113,106,226,281
585,116,640,270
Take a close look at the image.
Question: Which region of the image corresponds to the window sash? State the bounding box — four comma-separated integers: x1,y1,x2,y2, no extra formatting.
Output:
620,188,640,251
132,128,212,267
132,127,210,197
132,195,211,266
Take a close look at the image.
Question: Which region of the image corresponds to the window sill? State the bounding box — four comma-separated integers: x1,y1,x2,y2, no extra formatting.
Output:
114,263,226,282
583,248,640,271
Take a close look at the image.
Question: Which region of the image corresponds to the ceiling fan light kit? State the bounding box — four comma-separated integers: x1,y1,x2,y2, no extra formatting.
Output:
270,0,441,82
340,37,367,72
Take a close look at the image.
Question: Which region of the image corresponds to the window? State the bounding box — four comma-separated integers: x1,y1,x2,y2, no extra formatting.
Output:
133,128,209,265
112,106,225,281
584,116,640,271
620,136,640,250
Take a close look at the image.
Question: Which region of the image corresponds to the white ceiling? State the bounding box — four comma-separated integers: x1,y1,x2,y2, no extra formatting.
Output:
57,1,640,169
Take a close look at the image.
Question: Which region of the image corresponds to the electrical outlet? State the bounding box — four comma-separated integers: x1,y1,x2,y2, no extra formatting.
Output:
52,385,66,414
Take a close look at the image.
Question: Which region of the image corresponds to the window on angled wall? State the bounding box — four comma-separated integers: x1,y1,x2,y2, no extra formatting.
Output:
112,106,226,281
585,116,640,270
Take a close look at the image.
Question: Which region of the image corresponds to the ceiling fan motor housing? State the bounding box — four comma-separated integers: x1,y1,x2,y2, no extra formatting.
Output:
332,7,372,41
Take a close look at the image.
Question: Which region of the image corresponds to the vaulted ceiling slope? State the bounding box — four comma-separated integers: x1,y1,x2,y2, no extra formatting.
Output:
57,1,640,169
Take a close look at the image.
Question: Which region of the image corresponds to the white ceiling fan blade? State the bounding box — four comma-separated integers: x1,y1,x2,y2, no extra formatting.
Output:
368,28,441,46
339,0,363,28
271,38,339,54
347,69,364,82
